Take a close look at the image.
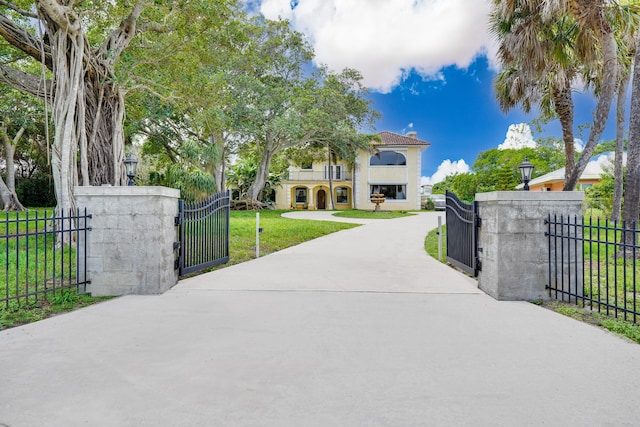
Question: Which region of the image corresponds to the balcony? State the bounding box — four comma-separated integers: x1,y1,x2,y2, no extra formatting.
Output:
287,170,353,181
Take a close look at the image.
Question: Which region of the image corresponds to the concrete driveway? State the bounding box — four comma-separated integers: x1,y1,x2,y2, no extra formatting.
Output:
1,212,639,427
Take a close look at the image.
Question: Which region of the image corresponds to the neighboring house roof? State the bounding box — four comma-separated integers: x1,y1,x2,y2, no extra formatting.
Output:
517,154,616,189
376,131,431,147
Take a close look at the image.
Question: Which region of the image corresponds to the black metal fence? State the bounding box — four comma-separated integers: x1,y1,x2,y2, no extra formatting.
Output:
176,190,230,276
445,191,480,276
546,215,640,323
2,209,91,309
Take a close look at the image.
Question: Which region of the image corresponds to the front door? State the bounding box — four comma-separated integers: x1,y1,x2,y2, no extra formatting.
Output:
317,190,326,210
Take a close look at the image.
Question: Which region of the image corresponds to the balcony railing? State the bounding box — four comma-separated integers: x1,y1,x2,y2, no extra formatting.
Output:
287,171,353,181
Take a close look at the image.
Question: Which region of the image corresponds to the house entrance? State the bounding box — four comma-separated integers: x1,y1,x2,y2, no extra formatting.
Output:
317,189,326,210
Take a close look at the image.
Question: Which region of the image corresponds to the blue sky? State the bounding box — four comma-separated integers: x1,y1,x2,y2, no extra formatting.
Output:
370,58,618,183
249,0,622,183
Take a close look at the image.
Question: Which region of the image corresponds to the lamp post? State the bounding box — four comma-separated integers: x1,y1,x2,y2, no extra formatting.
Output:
124,156,138,186
519,158,534,191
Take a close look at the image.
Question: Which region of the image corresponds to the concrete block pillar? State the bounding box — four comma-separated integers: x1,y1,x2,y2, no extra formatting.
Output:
74,186,181,296
475,191,584,301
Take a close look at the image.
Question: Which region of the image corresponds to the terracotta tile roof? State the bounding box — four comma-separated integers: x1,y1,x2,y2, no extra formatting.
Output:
376,131,431,147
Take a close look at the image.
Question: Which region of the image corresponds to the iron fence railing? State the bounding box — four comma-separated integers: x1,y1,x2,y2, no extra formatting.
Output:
546,215,640,323
2,209,91,309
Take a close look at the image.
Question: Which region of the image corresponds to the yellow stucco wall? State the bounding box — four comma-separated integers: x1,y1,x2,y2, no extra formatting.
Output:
356,147,423,211
274,145,425,211
275,181,353,210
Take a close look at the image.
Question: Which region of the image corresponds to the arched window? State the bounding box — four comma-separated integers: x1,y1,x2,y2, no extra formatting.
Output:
370,151,407,166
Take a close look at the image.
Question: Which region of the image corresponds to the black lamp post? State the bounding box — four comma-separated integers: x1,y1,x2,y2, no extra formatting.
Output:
519,158,534,191
124,156,138,186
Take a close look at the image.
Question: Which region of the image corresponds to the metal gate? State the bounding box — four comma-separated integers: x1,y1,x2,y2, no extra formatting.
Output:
445,190,480,276
176,190,230,277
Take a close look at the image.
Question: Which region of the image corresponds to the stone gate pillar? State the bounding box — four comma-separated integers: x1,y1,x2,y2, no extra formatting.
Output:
475,191,584,301
75,186,180,296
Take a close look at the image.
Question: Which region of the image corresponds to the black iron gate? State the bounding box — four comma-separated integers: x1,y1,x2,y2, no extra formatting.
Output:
445,190,480,276
176,190,230,277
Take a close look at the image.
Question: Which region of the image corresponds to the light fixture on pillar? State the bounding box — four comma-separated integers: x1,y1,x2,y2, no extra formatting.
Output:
519,158,534,191
124,156,138,186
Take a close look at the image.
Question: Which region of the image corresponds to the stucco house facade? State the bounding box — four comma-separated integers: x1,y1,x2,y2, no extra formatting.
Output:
274,131,430,210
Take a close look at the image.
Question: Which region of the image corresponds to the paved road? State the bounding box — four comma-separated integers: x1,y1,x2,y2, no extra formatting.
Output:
1,212,639,427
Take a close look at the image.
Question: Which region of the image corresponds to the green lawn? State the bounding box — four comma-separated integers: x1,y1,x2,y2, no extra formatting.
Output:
224,209,358,267
424,224,446,261
2,208,358,329
1,208,112,330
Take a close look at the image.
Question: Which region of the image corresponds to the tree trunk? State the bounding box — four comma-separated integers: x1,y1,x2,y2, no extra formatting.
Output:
1,125,24,192
0,174,24,211
612,72,630,222
564,20,618,190
553,86,575,187
247,149,272,202
42,8,126,217
209,133,226,192
0,1,140,215
622,31,640,249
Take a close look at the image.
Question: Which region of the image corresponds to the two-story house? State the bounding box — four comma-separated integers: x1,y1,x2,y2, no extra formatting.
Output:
274,131,430,211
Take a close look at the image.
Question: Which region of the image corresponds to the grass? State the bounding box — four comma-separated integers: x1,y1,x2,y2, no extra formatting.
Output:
559,218,640,321
1,208,111,330
205,209,359,271
1,289,112,330
2,208,358,329
424,224,446,263
541,301,640,344
332,209,414,219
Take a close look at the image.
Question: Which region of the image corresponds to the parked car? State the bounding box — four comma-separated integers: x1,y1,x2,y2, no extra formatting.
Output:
428,194,446,211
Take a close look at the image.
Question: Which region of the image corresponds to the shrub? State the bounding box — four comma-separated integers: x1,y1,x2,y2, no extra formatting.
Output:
15,175,56,207
424,198,435,210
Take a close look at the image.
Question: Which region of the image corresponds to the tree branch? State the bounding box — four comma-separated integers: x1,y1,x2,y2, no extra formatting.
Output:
0,64,53,101
0,0,38,18
36,0,81,35
96,2,147,66
0,13,52,68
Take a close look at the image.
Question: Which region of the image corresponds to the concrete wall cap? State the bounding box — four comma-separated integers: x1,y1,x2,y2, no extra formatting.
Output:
74,186,180,198
475,191,584,202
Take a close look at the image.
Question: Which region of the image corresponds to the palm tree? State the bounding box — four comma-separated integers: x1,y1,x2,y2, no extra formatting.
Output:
610,2,640,221
491,0,640,190
491,6,580,179
622,29,640,236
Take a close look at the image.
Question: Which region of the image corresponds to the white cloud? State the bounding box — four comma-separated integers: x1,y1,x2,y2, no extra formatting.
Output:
259,0,293,20
421,159,470,185
498,123,537,150
586,152,626,174
573,138,584,152
257,0,494,93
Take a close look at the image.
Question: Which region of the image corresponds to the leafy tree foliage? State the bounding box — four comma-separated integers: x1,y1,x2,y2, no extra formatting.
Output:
433,139,565,201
